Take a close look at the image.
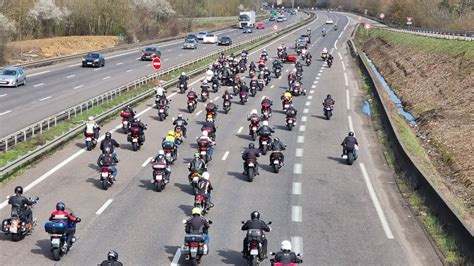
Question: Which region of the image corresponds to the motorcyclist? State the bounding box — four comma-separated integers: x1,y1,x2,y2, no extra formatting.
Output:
341,131,359,157
281,90,293,109
49,202,81,247
322,27,326,36
205,68,214,82
272,59,283,70
205,100,218,118
261,96,273,115
272,240,302,264
241,211,271,260
187,88,198,105
201,80,210,95
197,172,214,209
97,152,118,179
287,69,297,86
99,250,123,266
240,81,249,95
201,118,217,140
129,117,147,143
295,61,303,73
84,116,100,140
173,113,188,138
247,109,261,132
120,105,135,122
261,48,268,59
263,67,272,84
185,208,210,254
327,53,334,64
100,132,119,161
323,94,335,107
211,74,220,90
270,137,286,165
178,72,189,87
242,143,260,175
152,150,171,182
155,81,168,103
249,77,259,90
188,152,207,179
258,120,274,138
197,131,215,160
249,61,257,72
321,47,328,59
222,89,233,102
286,103,298,118
162,130,177,159
8,186,37,224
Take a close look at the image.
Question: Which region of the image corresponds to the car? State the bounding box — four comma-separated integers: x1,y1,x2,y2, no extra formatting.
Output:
218,36,232,46
185,34,199,42
197,31,208,40
326,19,334,24
82,52,105,67
282,16,288,21
300,34,311,43
256,23,265,29
276,16,284,22
243,26,253,33
0,67,26,87
295,38,307,49
269,16,275,21
291,10,297,15
183,38,198,49
203,33,218,44
140,46,161,61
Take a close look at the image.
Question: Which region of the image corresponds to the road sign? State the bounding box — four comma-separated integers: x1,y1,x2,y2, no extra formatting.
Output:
379,13,385,19
364,23,371,29
406,17,413,25
152,58,161,70
273,25,278,31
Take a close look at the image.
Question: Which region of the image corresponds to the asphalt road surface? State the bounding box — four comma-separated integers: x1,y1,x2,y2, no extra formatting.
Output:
0,12,441,265
0,13,304,138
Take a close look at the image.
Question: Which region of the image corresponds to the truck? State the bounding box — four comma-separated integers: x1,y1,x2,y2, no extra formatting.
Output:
239,11,256,28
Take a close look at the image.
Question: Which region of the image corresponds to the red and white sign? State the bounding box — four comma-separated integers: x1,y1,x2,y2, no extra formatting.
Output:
152,58,161,70
406,17,413,25
273,25,278,30
364,23,371,29
379,13,385,19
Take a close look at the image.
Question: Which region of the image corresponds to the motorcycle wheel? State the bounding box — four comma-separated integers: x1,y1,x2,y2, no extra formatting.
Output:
159,113,165,121
251,133,256,141
101,179,108,190
188,106,194,113
86,141,92,151
241,99,245,105
191,257,198,266
52,248,61,261
156,181,163,192
251,255,259,266
132,142,139,151
11,233,21,242
287,123,293,131
273,164,279,173
180,87,185,94
201,96,207,102
262,146,267,155
224,107,229,114
247,168,254,182
347,152,354,165
123,127,129,134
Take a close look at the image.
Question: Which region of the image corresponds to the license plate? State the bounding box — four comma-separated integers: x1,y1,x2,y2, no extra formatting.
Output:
284,104,289,108
188,103,193,106
250,249,258,255
132,138,138,142
193,176,199,182
225,102,229,106
326,107,331,110
274,160,279,164
101,172,109,178
200,151,206,155
155,175,162,180
262,141,267,145
252,127,257,131
288,119,293,123
159,109,164,113
123,121,128,125
9,225,17,234
51,238,60,245
248,163,254,167
146,56,150,58
86,137,92,141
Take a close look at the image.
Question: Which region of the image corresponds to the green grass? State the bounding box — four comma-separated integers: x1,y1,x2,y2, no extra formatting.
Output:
356,28,474,60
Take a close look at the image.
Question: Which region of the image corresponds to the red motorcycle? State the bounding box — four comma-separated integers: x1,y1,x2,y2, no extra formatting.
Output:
259,135,271,155
194,194,209,215
261,103,272,119
187,98,197,113
128,127,142,151
240,91,248,105
99,166,114,190
249,122,259,141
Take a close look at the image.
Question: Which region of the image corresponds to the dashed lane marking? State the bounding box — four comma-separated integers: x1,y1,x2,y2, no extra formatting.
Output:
66,75,75,79
299,125,305,132
307,95,313,99
39,96,51,101
292,206,302,222
295,148,304,157
126,69,134,72
342,61,346,71
346,89,350,110
291,236,303,255
195,110,202,116
338,52,343,60
305,101,311,106
116,62,123,65
294,163,302,174
142,157,153,167
292,182,302,194
344,72,349,86
171,248,182,266
103,76,111,80
303,109,309,114
29,70,50,77
33,83,45,87
221,151,230,161
0,94,7,98
96,199,113,215
301,116,307,122
237,126,243,134
73,85,84,90
348,115,354,132
0,110,12,116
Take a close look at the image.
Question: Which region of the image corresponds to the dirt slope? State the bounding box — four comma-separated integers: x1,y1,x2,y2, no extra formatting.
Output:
357,29,473,219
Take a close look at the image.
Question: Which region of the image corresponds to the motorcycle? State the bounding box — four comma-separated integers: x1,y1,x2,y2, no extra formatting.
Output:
261,104,272,120
120,111,132,134
249,123,259,141
286,116,296,131
187,98,197,113
128,127,143,151
189,171,201,195
194,193,209,215
163,144,177,164
249,70,255,79
270,152,284,173
257,79,265,91
158,104,168,121
259,135,271,155
306,57,311,66
84,132,97,151
178,82,187,94
324,105,333,120
240,91,248,105
327,59,333,68
223,100,231,114
242,221,272,265
270,251,303,265
274,67,281,78
99,166,114,190
151,162,168,192
198,142,210,163
44,216,80,261
244,158,257,182
175,126,184,145
321,53,328,61
282,99,291,110
2,197,38,241
201,91,208,102
250,85,257,97
212,82,219,93
343,147,358,165
181,220,212,265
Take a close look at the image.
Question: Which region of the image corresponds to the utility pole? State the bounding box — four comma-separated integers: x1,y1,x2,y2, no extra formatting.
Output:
292,0,295,9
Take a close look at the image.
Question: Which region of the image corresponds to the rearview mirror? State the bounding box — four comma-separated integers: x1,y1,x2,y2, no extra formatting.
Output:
267,221,272,225
270,252,275,255
208,220,213,224
241,221,245,224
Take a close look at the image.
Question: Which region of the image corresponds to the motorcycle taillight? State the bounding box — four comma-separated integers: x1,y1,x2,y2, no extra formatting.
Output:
190,242,199,247
251,241,258,247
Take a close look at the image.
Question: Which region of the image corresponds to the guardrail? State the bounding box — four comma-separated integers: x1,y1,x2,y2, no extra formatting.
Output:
347,25,474,260
0,11,314,177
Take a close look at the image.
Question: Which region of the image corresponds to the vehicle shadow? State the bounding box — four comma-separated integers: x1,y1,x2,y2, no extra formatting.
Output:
326,156,346,164
174,182,194,196
138,179,153,191
274,125,288,131
217,249,246,265
195,121,206,126
164,245,181,262
88,163,100,171
86,177,103,189
273,109,286,114
260,163,276,173
236,134,253,141
226,171,248,182
75,142,85,149
178,204,193,216
312,115,328,120
30,239,53,259
179,108,189,113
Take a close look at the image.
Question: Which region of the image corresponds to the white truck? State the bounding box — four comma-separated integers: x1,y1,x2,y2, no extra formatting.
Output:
239,11,256,28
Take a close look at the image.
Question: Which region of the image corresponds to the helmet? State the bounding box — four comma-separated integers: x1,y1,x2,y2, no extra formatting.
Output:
250,211,260,220
158,150,165,155
202,172,210,180
248,143,255,149
242,81,247,86
192,207,202,216
56,202,65,211
262,120,269,126
190,88,194,92
182,72,186,76
262,96,268,100
105,132,112,139
281,240,292,251
202,131,208,137
178,113,183,119
274,137,280,142
209,99,213,103
263,48,266,52
168,130,175,136
265,67,269,70
327,94,332,99
224,90,229,94
14,186,23,195
107,250,119,261
194,152,200,158
203,80,208,84
88,116,94,121
251,109,258,115
293,68,297,72
348,131,355,137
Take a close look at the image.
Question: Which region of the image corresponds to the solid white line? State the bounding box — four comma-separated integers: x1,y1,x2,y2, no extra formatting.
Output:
344,23,348,31
33,83,45,87
294,164,302,174
295,148,304,157
270,85,274,89
303,109,309,114
96,199,113,215
0,110,12,116
103,76,111,80
164,58,169,61
299,125,305,132
342,61,346,71
301,116,307,122
195,110,203,116
237,126,243,134
39,96,51,101
142,157,153,167
0,94,7,98
348,115,354,132
307,95,313,99
291,236,303,255
346,90,350,110
338,52,343,60
170,248,181,266
334,40,338,49
73,85,84,90
178,54,183,57
359,163,395,239
344,72,349,86
292,206,302,222
213,96,219,101
221,151,230,161
126,69,134,72
292,182,302,195
305,101,311,106
28,70,50,77
66,75,75,79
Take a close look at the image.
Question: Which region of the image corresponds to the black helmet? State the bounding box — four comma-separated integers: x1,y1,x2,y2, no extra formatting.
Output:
327,94,332,99
108,250,119,261
348,131,354,137
56,202,65,211
14,186,23,195
251,211,260,220
105,132,112,139
249,143,255,149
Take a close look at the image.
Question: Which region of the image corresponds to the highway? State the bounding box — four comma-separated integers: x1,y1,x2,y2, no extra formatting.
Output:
0,12,441,265
0,14,304,138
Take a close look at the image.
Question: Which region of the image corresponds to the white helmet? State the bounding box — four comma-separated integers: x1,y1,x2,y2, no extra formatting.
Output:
202,131,208,136
182,72,186,76
262,120,269,126
202,172,210,180
88,116,94,121
209,99,213,103
158,150,165,155
281,240,292,251
263,48,266,52
251,109,258,115
292,68,297,72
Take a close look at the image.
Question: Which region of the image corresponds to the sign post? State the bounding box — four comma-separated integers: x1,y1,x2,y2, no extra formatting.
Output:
379,13,385,20
406,17,413,26
152,58,161,70
364,23,371,35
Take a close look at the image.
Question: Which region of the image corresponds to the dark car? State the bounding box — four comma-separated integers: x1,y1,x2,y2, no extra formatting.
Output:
218,36,232,46
141,46,161,61
82,52,105,67
186,34,199,42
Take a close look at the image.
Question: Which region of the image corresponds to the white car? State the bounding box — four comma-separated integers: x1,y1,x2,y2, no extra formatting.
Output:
203,33,218,44
197,31,208,40
326,19,334,24
283,16,288,21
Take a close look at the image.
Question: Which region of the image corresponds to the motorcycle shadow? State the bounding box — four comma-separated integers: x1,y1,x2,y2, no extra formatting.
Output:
273,125,288,131
226,171,248,182
217,249,246,265
174,183,194,195
88,163,101,171
236,134,253,141
272,110,286,115
312,115,329,120
30,239,54,260
75,142,85,149
138,179,154,191
178,204,194,216
86,177,104,189
195,120,206,126
326,156,346,164
178,108,189,113
165,245,182,262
